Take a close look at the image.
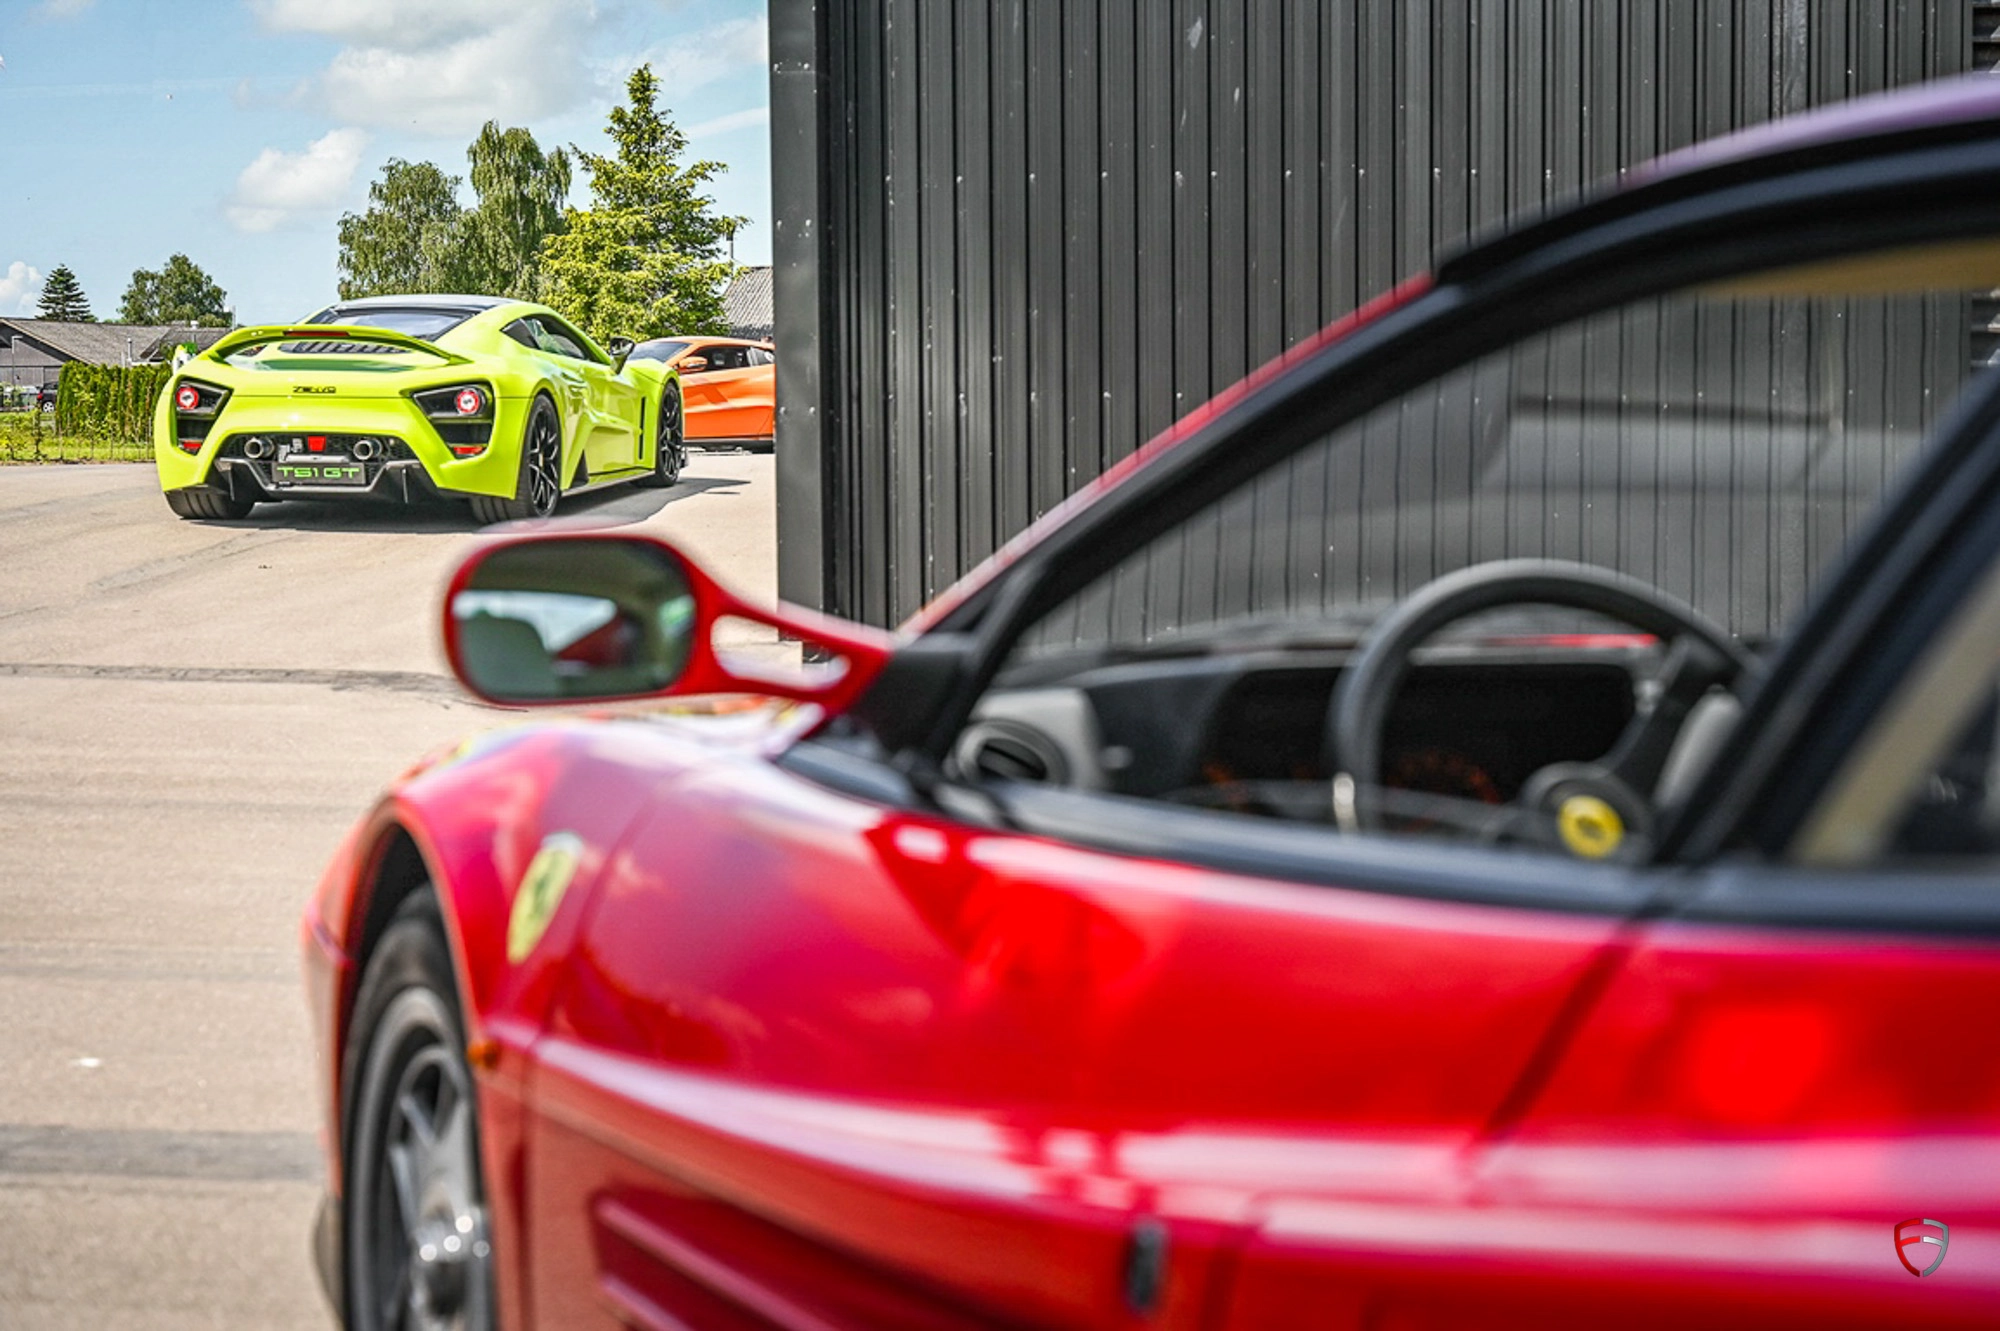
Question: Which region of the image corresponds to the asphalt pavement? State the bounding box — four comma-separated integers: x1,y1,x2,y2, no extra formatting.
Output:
0,455,776,1328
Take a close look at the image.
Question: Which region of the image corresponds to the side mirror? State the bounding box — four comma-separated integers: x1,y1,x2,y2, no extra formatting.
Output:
677,355,708,374
443,534,894,710
605,336,635,374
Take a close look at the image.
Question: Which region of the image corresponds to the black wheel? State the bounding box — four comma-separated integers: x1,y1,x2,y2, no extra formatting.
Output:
342,893,495,1331
164,486,254,520
636,385,686,488
469,397,562,524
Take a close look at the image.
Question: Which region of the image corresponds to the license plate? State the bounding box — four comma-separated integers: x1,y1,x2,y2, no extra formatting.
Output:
273,456,367,487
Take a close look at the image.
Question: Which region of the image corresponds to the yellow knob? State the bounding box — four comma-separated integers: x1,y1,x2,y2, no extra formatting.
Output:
1557,794,1625,859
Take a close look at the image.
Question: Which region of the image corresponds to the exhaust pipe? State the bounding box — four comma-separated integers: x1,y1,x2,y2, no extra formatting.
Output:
242,436,271,460
351,438,379,462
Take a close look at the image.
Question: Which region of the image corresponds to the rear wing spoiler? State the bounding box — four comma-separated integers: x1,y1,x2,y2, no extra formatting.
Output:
203,324,473,366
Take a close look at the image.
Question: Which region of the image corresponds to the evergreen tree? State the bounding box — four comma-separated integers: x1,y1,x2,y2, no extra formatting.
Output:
119,255,230,326
35,264,93,322
539,65,745,344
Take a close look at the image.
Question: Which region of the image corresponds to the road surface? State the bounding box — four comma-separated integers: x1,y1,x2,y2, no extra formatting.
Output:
0,457,775,1328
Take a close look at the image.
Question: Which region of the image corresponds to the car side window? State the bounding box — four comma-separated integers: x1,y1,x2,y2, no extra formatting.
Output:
503,320,538,350
750,346,775,366
704,346,748,372
956,276,1983,864
530,316,599,364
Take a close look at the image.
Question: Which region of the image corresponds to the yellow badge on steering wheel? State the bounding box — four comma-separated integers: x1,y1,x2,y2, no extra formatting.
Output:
507,832,583,963
1557,794,1625,860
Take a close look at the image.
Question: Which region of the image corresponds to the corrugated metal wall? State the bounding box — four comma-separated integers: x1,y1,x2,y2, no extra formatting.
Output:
773,1,1972,627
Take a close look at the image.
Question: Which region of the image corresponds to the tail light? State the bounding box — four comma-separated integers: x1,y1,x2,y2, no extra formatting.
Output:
172,378,230,452
171,378,229,417
413,383,496,453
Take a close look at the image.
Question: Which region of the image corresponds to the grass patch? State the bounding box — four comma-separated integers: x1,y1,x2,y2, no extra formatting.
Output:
0,412,151,464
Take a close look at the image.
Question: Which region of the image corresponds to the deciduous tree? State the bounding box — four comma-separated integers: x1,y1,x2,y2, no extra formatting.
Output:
335,159,465,299
460,122,571,300
539,65,744,344
36,264,93,322
118,255,229,326
336,128,573,300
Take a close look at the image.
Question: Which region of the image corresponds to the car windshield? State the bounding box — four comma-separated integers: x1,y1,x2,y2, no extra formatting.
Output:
303,305,477,341
1017,263,1991,668
631,338,690,363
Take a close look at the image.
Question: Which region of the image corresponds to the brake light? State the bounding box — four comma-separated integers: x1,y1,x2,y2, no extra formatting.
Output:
454,387,485,415
307,436,326,452
451,445,486,457
178,439,202,454
175,384,201,411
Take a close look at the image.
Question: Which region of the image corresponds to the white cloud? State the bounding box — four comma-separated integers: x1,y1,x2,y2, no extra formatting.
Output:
626,16,767,101
252,0,601,134
37,0,94,18
0,262,44,315
685,107,767,139
226,128,369,233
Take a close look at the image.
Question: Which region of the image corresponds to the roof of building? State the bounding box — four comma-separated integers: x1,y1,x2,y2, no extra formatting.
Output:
137,325,234,362
722,266,774,340
0,318,178,365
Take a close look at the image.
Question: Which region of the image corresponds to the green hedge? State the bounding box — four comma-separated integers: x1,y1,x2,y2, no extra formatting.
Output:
54,363,170,441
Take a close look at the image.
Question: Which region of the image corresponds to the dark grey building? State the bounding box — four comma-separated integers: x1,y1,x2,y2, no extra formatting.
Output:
773,1,1979,627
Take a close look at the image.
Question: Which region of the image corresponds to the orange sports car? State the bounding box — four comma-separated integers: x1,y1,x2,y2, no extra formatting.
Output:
629,336,774,451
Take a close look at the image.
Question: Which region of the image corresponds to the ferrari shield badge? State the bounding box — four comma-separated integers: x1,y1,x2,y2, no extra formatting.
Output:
507,832,583,964
1894,1217,1950,1277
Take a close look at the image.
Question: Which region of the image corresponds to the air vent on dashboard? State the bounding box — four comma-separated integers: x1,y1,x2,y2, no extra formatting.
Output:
955,719,1070,786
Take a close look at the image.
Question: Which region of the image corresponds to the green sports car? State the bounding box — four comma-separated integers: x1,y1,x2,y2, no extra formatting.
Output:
152,294,688,522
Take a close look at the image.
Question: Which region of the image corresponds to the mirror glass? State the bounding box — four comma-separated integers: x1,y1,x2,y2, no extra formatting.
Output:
450,539,697,702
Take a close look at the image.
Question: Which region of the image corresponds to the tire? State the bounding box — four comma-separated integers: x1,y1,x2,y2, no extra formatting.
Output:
635,385,686,489
164,487,254,520
341,893,496,1331
468,397,562,524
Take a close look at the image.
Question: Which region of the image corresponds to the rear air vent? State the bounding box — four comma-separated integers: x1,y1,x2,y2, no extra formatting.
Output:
954,720,1069,785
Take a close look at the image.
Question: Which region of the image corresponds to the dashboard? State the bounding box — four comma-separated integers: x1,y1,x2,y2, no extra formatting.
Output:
964,648,1644,814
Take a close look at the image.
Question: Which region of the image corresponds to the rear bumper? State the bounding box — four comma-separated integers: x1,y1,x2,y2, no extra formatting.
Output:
155,395,529,501
205,455,449,505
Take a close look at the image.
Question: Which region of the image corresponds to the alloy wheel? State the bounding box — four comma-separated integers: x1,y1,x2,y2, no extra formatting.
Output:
523,410,561,517
357,991,493,1331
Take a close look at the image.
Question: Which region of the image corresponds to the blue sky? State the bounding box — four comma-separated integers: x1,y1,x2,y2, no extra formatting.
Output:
0,0,771,324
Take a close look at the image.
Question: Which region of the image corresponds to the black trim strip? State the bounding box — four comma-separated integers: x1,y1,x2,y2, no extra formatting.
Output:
1672,863,2000,937
976,781,1656,916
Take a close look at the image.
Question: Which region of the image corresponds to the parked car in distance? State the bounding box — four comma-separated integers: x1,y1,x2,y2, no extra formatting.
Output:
630,335,775,451
304,79,2000,1330
152,294,688,523
36,384,56,410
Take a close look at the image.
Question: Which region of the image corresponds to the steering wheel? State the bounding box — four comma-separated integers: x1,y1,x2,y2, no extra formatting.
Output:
1325,559,1757,859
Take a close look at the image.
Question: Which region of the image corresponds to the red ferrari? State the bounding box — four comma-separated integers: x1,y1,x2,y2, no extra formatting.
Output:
306,80,2000,1329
